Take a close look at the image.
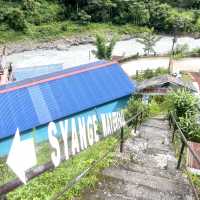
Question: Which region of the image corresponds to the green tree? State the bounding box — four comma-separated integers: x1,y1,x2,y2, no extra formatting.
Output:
164,10,194,33
86,0,116,22
77,10,91,24
148,3,171,31
128,1,149,25
6,8,27,31
93,34,117,60
136,29,161,55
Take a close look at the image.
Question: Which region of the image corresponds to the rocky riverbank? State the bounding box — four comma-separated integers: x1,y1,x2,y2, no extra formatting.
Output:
0,34,133,55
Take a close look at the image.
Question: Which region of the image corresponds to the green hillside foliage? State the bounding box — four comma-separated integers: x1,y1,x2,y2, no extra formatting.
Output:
0,0,199,43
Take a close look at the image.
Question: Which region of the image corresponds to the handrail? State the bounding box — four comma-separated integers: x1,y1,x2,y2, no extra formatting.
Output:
0,111,144,199
51,111,144,200
169,112,200,168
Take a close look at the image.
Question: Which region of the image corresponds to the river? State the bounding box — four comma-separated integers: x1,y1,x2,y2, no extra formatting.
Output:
6,36,200,74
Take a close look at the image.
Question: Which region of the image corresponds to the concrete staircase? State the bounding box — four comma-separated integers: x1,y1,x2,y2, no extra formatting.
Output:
81,117,195,200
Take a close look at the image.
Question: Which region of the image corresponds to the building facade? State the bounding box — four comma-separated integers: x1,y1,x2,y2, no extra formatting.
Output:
0,61,135,156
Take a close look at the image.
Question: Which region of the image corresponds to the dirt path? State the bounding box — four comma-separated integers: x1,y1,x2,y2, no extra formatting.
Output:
81,117,195,200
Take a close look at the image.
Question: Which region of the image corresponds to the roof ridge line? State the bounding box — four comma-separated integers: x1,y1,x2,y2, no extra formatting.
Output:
0,61,117,94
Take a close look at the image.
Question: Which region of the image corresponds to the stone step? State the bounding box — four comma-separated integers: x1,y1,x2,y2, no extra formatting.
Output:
102,168,193,196
119,163,180,180
82,177,188,200
120,148,177,170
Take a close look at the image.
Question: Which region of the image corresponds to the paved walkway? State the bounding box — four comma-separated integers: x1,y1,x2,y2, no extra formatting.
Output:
82,117,195,200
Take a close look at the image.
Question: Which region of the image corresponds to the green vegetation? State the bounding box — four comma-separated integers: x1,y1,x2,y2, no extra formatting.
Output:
133,67,168,81
190,47,200,57
136,29,162,55
149,96,169,116
0,21,150,44
125,96,149,121
173,43,189,59
7,134,121,199
168,89,200,142
93,34,118,60
125,95,168,120
169,44,200,59
169,89,200,196
191,174,200,197
0,0,199,43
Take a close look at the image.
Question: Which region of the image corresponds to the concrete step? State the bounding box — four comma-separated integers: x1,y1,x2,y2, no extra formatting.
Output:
82,177,188,200
102,168,193,197
79,117,195,200
119,163,182,181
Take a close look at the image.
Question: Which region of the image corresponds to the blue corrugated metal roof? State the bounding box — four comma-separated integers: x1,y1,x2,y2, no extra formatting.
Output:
0,61,135,139
14,63,63,81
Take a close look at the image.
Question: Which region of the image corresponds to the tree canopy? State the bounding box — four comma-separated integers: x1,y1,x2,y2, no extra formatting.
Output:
0,0,199,34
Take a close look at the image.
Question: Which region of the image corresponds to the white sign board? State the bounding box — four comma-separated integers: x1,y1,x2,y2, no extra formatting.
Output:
7,111,125,183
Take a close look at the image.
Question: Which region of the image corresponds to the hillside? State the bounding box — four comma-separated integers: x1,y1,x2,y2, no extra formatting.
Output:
0,0,199,44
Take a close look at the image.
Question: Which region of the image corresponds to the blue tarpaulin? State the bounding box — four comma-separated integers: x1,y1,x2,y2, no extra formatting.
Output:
14,63,63,81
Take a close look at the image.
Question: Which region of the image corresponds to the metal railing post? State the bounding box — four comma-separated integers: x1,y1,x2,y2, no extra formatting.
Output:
0,194,7,200
120,127,124,153
134,115,138,133
172,125,176,143
140,112,143,125
168,114,172,129
177,141,185,169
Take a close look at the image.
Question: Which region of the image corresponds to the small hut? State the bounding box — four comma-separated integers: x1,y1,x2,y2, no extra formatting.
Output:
136,75,196,96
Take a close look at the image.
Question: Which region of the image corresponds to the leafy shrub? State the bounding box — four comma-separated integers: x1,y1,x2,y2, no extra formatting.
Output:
168,89,199,119
134,67,168,81
125,96,149,121
173,43,189,58
149,3,171,31
6,8,27,31
168,89,200,142
155,67,168,76
149,99,161,116
22,0,37,12
143,69,154,79
179,114,200,142
128,2,150,25
22,0,64,25
93,34,118,60
191,47,200,57
77,10,91,24
0,8,8,23
164,10,194,33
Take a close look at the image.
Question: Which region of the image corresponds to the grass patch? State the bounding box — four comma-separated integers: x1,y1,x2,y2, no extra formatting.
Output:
6,131,127,200
191,174,200,197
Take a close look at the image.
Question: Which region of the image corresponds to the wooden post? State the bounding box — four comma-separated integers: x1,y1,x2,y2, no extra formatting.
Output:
177,142,185,169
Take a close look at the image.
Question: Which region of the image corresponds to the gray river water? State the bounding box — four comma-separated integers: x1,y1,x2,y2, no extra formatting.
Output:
7,36,200,69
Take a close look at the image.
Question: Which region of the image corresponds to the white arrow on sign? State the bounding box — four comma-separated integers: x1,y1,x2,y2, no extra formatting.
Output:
6,129,37,184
